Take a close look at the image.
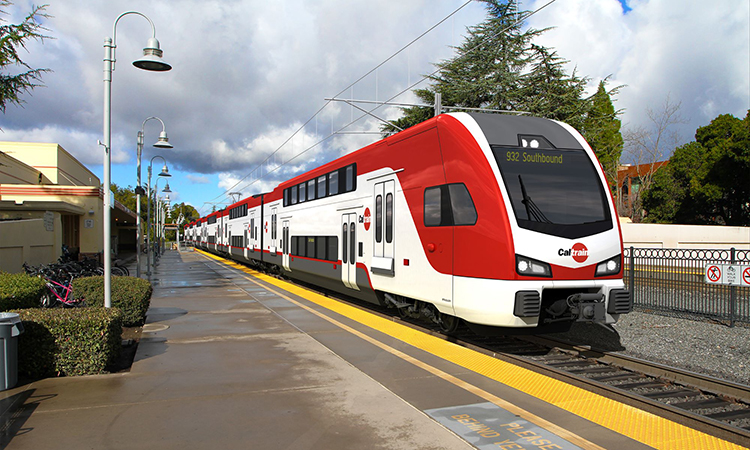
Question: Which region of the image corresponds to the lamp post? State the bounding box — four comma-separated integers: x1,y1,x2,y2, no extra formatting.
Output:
146,157,171,279
102,11,171,307
136,117,172,279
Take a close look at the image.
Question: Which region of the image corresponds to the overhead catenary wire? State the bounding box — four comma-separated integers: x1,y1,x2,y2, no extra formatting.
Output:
202,0,557,214
201,1,474,213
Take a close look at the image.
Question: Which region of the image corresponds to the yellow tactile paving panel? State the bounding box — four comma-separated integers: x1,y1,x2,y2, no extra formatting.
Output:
198,250,748,450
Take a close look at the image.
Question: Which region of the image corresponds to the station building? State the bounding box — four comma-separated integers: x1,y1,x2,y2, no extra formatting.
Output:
0,142,136,273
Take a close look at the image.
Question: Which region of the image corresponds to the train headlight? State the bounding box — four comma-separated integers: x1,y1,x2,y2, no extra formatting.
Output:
516,255,552,278
595,255,621,277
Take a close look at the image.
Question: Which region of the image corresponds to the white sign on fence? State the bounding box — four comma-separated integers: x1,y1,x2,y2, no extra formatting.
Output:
705,264,750,286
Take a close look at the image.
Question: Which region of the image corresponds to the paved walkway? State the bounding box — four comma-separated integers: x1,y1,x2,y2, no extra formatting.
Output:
0,250,471,449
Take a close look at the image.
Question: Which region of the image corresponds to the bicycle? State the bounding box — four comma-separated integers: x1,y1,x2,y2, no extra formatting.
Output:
39,272,83,308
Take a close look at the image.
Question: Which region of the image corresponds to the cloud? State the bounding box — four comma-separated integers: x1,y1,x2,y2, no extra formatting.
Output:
525,0,749,145
186,174,209,184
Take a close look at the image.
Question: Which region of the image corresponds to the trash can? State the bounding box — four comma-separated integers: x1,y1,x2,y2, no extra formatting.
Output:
0,313,24,390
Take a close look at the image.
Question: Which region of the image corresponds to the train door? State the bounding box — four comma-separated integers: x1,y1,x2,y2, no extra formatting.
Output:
282,220,290,271
341,213,358,290
249,211,256,252
373,180,395,276
243,222,248,259
270,207,278,253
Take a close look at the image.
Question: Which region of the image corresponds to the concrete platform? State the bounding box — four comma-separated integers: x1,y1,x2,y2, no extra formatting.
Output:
0,250,743,449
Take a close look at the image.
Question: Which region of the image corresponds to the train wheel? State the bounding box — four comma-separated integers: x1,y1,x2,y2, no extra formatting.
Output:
438,312,460,334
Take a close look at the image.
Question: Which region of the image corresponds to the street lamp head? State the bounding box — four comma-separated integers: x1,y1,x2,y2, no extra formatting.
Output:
133,37,172,72
159,163,171,177
153,130,173,148
163,182,172,193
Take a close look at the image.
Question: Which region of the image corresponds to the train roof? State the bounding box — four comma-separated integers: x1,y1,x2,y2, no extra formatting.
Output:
466,112,584,150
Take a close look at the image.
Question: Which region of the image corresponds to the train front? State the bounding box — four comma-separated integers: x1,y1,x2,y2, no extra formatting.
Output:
448,113,631,333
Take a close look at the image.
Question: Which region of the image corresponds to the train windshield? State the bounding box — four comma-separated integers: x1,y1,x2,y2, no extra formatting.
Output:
492,146,612,239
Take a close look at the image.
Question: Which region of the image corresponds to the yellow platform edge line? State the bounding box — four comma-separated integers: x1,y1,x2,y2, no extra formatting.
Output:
196,250,748,450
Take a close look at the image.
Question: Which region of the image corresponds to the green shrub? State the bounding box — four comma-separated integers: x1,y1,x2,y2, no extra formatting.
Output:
0,272,45,311
73,276,152,326
14,307,123,378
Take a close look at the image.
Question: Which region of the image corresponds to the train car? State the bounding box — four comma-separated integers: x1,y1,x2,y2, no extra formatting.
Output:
200,112,631,334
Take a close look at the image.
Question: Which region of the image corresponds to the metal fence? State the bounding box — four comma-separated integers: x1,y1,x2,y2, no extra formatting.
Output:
624,247,750,327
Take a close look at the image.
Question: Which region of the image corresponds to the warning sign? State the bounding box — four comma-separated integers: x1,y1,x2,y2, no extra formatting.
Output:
705,265,722,283
705,264,750,286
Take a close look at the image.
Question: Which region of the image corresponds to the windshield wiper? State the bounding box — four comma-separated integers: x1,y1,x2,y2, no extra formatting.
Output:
518,175,552,223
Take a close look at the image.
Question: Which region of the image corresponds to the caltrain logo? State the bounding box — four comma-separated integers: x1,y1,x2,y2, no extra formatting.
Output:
362,208,371,231
559,243,589,263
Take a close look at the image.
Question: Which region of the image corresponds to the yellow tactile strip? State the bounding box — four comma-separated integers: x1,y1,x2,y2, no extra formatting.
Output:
197,250,748,450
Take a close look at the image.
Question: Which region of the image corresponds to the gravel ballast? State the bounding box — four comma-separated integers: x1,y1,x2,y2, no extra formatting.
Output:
550,310,750,386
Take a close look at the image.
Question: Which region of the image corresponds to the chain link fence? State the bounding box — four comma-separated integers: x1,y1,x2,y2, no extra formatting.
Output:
624,247,750,327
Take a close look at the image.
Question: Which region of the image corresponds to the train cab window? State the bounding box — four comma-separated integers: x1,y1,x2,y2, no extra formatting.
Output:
329,171,339,195
291,185,298,205
307,179,316,201
385,192,394,243
284,189,290,206
424,187,444,226
424,183,477,227
299,183,306,203
317,175,327,198
449,184,477,226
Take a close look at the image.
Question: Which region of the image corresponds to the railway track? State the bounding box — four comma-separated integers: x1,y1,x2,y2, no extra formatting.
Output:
450,331,750,447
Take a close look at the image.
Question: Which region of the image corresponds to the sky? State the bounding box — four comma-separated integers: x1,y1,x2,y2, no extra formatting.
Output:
1,0,748,217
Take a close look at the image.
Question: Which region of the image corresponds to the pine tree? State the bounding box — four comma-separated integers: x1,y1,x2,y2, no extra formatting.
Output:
383,0,598,135
582,80,624,193
0,1,50,115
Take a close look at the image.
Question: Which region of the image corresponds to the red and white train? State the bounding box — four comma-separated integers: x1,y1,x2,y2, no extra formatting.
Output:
185,112,631,334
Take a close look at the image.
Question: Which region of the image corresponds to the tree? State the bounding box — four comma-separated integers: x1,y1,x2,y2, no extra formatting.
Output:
0,1,50,115
582,80,624,196
622,95,685,221
643,111,750,226
382,0,599,136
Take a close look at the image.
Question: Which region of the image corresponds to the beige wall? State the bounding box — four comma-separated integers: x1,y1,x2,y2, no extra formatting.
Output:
0,142,99,187
0,217,61,273
622,222,750,249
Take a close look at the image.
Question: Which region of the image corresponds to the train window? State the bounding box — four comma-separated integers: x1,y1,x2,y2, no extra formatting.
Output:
307,237,315,258
327,236,338,262
345,165,355,192
291,235,298,255
375,194,383,243
299,183,306,203
284,189,290,206
317,237,326,260
349,221,356,262
329,171,339,195
385,193,393,243
448,184,477,226
307,179,316,201
424,187,443,226
291,185,298,205
342,224,348,264
317,175,327,198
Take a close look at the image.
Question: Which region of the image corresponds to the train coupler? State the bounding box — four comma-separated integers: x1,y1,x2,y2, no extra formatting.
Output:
566,293,605,322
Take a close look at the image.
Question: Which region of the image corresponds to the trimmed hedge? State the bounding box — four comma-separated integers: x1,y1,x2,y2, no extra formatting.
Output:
73,276,152,326
0,272,45,311
14,307,123,378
